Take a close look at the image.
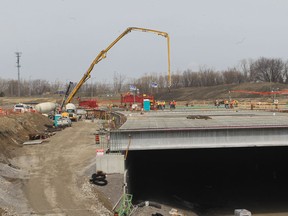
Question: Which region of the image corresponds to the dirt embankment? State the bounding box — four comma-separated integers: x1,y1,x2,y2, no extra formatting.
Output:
155,82,288,102
0,113,53,163
0,112,117,216
0,113,54,215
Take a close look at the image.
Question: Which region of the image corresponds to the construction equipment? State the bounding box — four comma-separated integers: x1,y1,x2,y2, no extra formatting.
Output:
35,102,57,114
60,81,74,111
63,27,171,106
59,82,79,121
62,103,78,121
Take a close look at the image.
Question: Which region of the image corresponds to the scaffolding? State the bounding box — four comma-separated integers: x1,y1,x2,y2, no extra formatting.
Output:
115,193,134,216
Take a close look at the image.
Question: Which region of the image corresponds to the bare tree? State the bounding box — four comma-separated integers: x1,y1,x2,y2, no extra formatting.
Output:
136,74,151,93
135,73,160,93
171,71,182,88
189,72,200,87
157,74,166,89
222,67,244,84
199,66,218,86
50,80,63,95
21,80,30,96
182,69,194,87
7,80,18,96
239,59,253,82
31,79,50,95
95,81,111,95
0,78,9,96
250,57,285,83
283,60,288,84
113,72,126,94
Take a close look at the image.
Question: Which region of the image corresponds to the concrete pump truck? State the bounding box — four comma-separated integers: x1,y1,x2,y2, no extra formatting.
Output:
61,27,171,108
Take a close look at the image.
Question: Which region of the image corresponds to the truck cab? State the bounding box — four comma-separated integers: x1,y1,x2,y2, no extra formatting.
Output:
13,103,29,113
63,103,78,121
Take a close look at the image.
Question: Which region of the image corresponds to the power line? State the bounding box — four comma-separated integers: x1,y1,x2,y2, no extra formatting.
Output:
15,52,22,97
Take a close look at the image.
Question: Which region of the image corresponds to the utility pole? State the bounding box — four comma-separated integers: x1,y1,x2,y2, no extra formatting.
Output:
15,52,22,97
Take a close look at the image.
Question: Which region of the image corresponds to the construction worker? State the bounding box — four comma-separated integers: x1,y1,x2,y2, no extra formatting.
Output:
230,100,234,109
224,99,229,109
274,99,279,109
170,100,176,109
215,99,219,108
156,101,162,110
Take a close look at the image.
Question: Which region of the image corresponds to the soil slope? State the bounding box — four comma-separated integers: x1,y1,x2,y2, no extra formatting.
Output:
0,113,53,215
0,113,114,215
0,113,53,164
155,82,288,102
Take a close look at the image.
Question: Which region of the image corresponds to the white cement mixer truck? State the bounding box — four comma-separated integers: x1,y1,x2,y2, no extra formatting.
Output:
62,103,78,121
35,102,57,114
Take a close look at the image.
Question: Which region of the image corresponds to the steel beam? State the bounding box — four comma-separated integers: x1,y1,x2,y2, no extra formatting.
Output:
110,126,288,151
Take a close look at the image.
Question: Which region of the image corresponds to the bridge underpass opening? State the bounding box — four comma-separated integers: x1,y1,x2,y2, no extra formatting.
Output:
125,146,288,215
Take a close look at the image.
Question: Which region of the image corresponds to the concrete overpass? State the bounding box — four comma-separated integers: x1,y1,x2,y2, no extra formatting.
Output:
97,109,288,215
109,109,288,151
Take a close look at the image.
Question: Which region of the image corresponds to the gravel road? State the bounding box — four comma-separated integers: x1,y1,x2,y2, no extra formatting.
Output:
16,120,115,216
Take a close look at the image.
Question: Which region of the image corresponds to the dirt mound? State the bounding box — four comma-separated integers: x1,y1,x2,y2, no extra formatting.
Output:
0,112,53,163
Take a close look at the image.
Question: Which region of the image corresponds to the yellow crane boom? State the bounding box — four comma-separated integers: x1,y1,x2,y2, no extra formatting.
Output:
65,27,171,104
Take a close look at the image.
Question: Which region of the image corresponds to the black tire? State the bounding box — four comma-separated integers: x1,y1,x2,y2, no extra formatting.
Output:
91,173,97,179
94,175,106,181
91,173,106,180
95,173,106,178
92,179,108,186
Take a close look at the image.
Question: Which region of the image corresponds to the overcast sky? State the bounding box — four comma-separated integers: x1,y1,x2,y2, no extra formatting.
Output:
1,0,288,84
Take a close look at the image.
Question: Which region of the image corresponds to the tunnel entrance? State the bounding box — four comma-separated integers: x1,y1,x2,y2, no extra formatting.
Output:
126,146,288,215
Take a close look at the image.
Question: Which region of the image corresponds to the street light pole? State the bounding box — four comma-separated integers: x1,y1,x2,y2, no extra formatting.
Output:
15,52,22,97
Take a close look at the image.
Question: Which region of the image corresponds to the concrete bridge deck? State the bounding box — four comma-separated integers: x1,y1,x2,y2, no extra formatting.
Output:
109,109,288,151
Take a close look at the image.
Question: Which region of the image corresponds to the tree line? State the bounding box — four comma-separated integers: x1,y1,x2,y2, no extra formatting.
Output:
1,57,288,97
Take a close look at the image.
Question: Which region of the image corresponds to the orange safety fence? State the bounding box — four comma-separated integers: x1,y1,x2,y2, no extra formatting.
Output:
0,108,14,116
0,107,38,116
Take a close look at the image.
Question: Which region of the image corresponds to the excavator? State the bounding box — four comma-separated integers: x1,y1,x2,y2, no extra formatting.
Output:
62,27,171,106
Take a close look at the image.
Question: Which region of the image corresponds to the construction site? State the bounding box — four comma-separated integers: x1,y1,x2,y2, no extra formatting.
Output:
1,91,288,216
2,26,288,216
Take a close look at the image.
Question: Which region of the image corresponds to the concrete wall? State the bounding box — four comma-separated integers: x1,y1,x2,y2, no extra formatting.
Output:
96,154,125,174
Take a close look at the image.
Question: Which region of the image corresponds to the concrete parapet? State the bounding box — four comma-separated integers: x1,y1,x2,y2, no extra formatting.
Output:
96,154,125,174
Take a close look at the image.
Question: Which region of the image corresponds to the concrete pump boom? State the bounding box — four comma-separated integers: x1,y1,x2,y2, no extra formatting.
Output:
65,27,171,104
